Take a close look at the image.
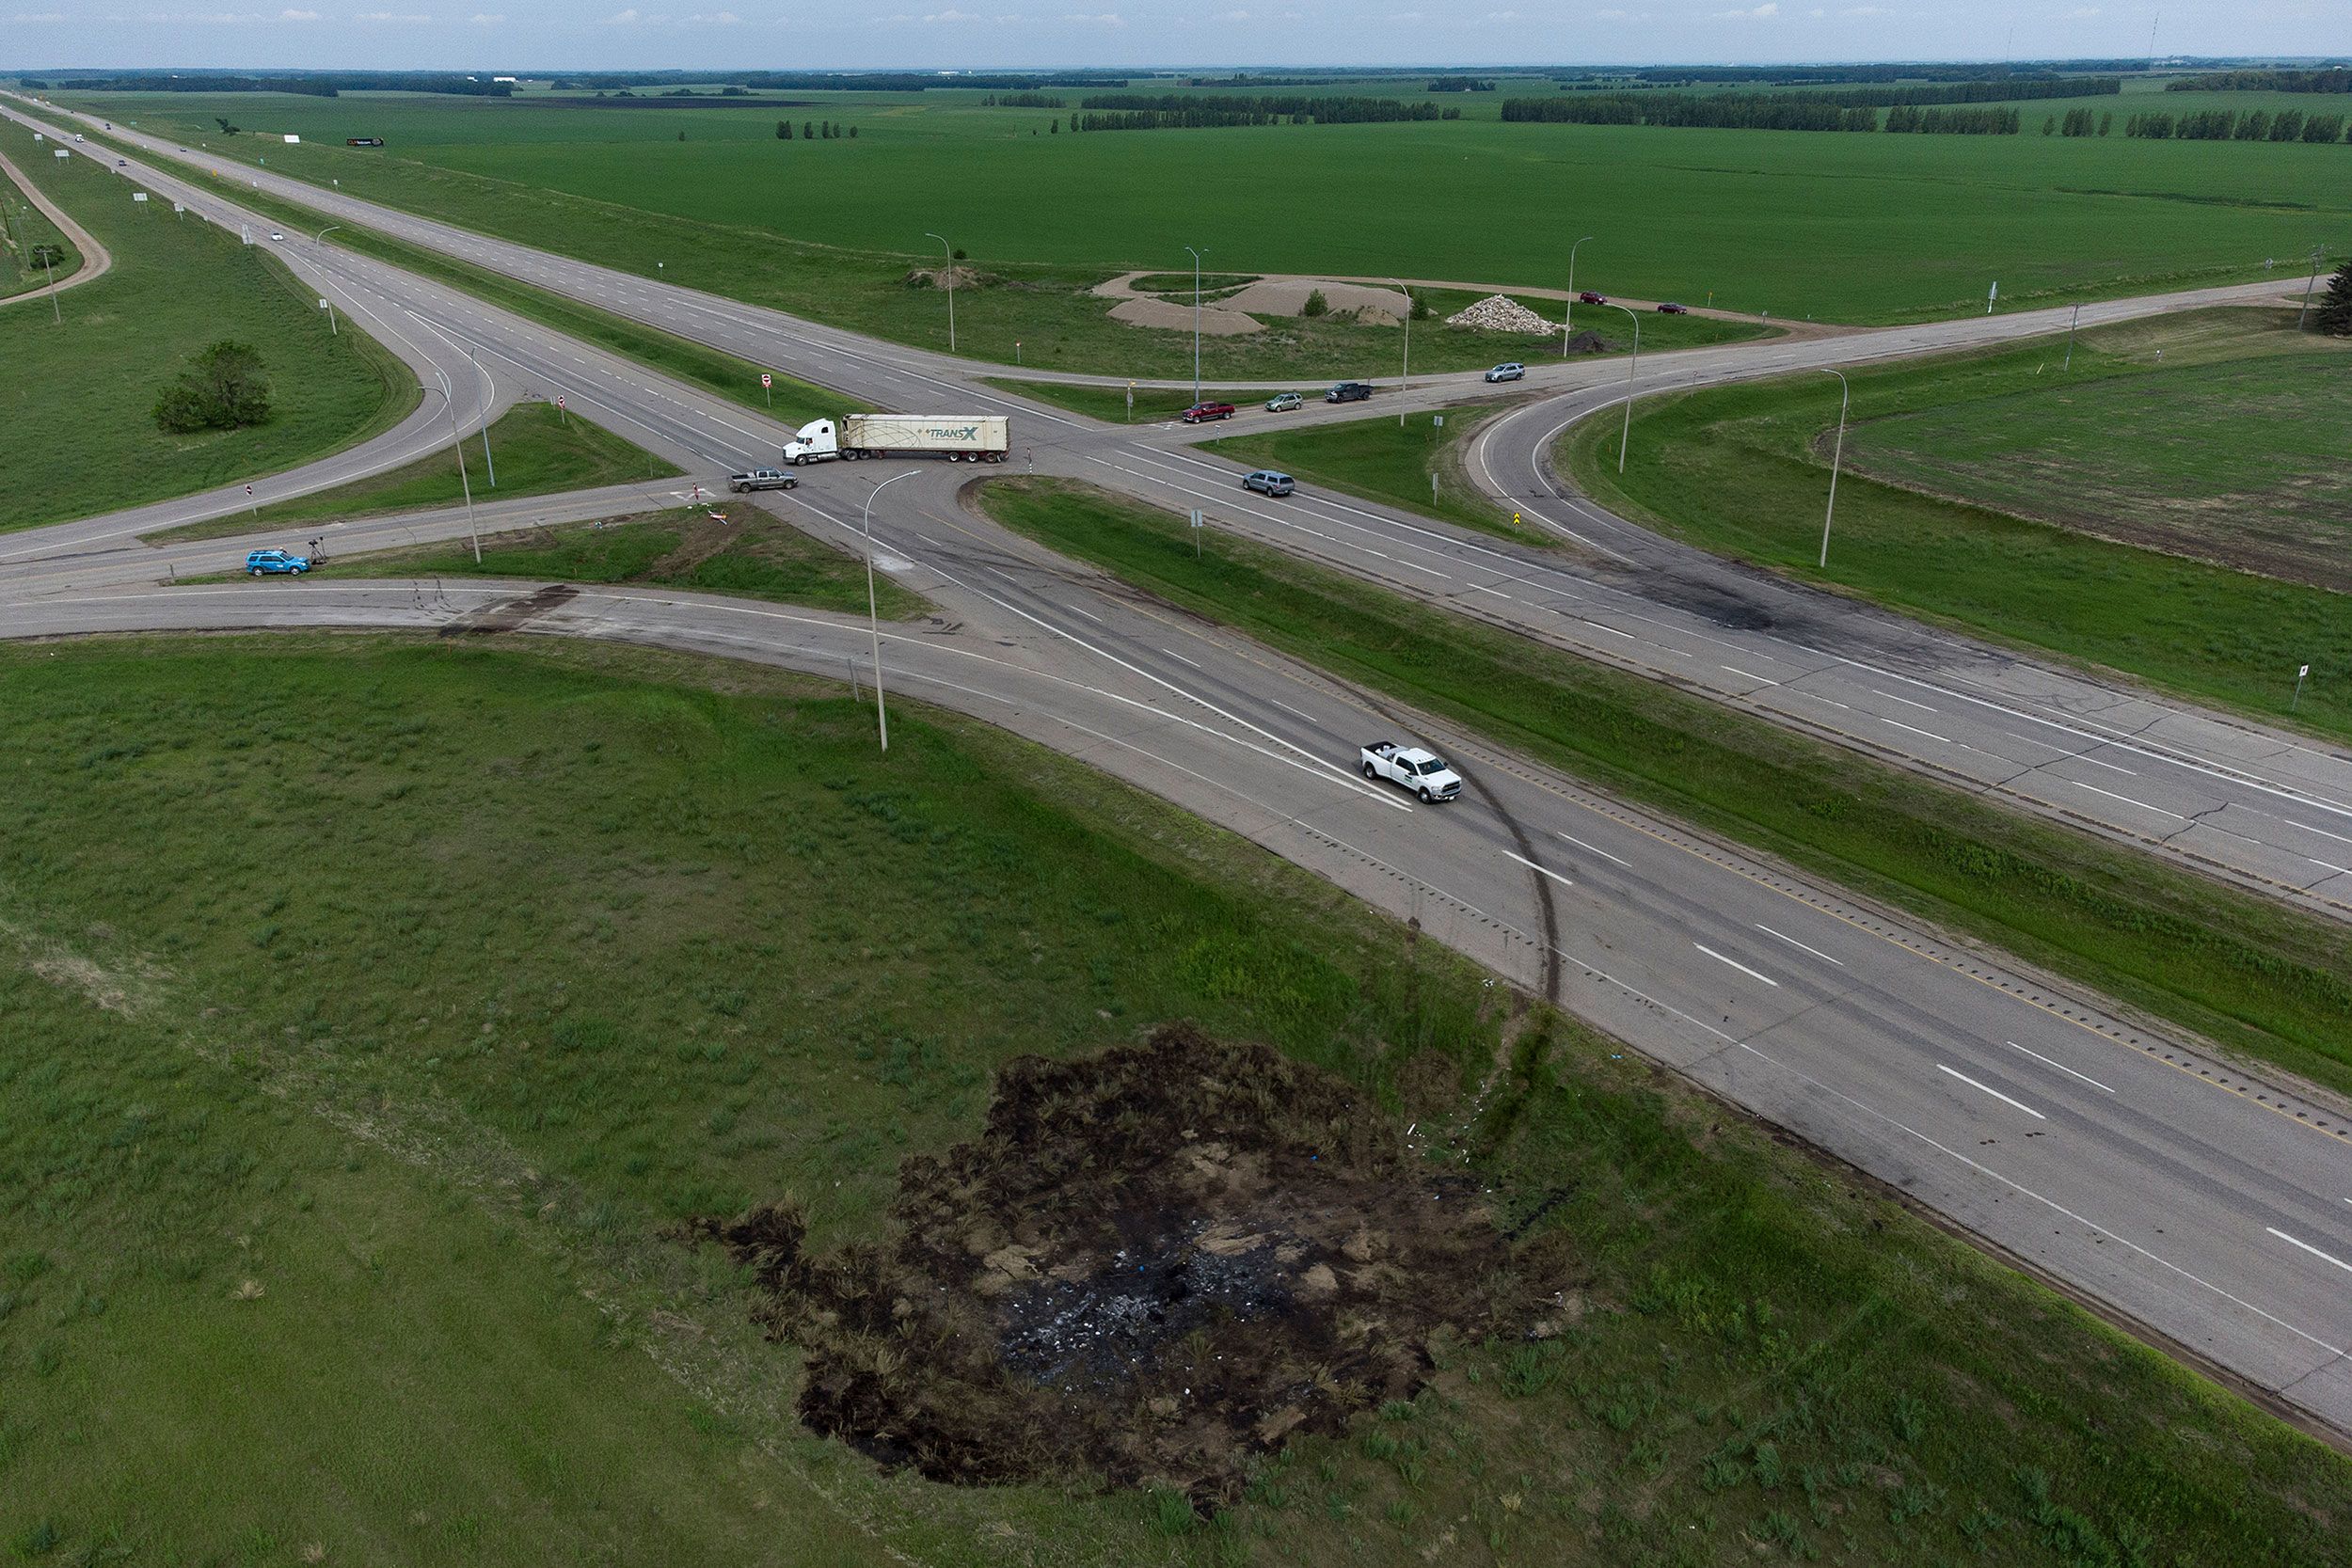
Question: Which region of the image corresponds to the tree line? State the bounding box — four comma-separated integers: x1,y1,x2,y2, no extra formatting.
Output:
2124,108,2348,141
2168,69,2352,94
25,71,509,97
1503,93,2020,134
1075,94,1457,125
981,93,1065,108
1595,62,2148,86
777,120,858,140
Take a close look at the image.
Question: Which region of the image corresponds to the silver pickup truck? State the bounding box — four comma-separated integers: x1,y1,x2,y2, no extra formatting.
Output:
1360,740,1463,803
727,468,801,493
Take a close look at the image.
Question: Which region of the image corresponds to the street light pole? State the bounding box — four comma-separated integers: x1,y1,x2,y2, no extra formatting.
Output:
1564,233,1594,350
861,470,914,753
433,369,482,564
314,223,340,245
1604,302,1641,474
2298,245,2326,330
467,344,496,488
1815,370,1851,568
2062,303,2081,371
1391,277,1411,424
923,231,955,352
1184,245,1206,407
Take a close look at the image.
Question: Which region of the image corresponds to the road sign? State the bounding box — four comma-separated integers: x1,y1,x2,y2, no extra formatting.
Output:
556,395,565,407
760,372,771,388
132,192,147,202
2301,665,2312,679
53,150,68,160
1190,507,1204,558
1433,414,1444,427
172,202,183,214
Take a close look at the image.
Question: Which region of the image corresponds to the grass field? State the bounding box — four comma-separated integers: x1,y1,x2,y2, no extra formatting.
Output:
1560,308,2352,739
0,124,413,533
50,87,2344,374
0,170,79,301
320,505,930,619
1200,400,1534,542
3,634,2347,1565
149,400,683,541
974,476,2352,1102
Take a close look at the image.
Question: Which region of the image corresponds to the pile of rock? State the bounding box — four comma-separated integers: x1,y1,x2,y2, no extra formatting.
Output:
1444,293,1556,334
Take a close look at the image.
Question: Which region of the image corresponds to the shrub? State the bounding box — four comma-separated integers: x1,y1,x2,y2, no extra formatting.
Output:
1302,288,1329,318
153,341,274,434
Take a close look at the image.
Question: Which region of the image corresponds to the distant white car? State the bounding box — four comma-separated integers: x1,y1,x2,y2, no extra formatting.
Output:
269,230,284,242
1485,362,1525,383
1360,740,1463,803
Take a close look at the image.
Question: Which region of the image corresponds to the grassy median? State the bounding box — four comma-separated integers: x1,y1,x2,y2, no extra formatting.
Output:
3,633,2344,1565
975,475,2352,1102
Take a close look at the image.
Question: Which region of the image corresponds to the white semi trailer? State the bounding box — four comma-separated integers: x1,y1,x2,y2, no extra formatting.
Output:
780,414,1009,466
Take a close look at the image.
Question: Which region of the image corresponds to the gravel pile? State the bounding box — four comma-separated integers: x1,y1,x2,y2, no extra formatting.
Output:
1445,293,1555,334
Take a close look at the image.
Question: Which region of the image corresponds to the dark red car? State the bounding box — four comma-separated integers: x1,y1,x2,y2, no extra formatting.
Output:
1656,301,1691,315
1181,402,1236,424
1578,290,1608,306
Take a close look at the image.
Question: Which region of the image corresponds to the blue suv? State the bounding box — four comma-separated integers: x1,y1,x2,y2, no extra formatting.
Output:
244,548,311,576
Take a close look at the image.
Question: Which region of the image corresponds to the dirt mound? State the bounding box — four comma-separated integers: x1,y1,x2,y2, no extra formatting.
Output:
1563,328,1610,354
1107,295,1263,336
1446,293,1556,334
1222,278,1408,320
902,265,996,291
700,1025,1517,1500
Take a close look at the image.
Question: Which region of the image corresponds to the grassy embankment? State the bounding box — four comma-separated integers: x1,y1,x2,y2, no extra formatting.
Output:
0,166,80,300
1561,308,2352,740
1201,400,1534,541
55,84,2346,353
146,401,684,542
0,124,412,533
318,505,930,618
2,635,2345,1565
975,476,2352,1101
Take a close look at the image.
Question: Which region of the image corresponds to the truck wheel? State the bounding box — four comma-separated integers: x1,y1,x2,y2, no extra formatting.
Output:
1418,786,1434,803
1362,761,1376,778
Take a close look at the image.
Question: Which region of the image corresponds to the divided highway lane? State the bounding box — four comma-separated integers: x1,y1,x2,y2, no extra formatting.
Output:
8,541,2351,1439
1073,426,2352,920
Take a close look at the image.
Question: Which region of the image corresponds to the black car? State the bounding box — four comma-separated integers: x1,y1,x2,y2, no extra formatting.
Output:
1326,381,1373,404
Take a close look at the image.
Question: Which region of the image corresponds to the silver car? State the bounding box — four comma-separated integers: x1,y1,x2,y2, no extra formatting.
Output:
1243,470,1295,497
1264,391,1303,413
1484,362,1525,383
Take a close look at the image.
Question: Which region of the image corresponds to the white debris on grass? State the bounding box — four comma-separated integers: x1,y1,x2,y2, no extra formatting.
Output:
1445,293,1556,334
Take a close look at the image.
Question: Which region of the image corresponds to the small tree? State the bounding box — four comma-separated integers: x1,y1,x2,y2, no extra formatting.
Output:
27,244,63,269
1302,289,1329,318
803,120,815,141
2315,260,2352,338
777,119,791,139
154,341,273,434
848,124,858,139
2098,111,2113,135
1050,118,1059,135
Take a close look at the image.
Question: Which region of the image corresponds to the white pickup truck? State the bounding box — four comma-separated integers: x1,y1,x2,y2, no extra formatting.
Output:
1360,740,1463,803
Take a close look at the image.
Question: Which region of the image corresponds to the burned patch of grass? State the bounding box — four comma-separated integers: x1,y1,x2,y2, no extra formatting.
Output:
702,1024,1529,1501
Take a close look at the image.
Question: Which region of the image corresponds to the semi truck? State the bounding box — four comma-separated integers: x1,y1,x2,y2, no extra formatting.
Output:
780,414,1009,466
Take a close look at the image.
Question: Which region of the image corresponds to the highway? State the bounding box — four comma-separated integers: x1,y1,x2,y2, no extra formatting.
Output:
5,99,2351,1443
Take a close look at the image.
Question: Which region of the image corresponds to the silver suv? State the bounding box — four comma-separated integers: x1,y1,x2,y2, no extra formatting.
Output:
1243,470,1295,497
1484,362,1525,383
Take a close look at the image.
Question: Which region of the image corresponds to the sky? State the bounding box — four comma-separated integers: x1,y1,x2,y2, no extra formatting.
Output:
2,1,2344,73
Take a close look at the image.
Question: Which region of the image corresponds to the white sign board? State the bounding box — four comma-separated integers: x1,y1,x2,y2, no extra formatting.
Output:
172,203,184,214
132,192,148,202
54,150,69,160
283,134,301,144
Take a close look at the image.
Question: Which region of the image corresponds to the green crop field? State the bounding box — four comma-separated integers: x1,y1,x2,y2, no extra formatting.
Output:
0,121,413,533
49,87,2350,379
5,634,2348,1566
1560,307,2352,739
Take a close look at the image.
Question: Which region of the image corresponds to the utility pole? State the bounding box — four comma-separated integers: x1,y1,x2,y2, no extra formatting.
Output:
2062,303,2081,371
1817,369,1850,569
1391,278,1412,424
434,370,481,563
1564,233,1594,350
2298,246,2326,330
1184,244,1207,407
923,230,955,352
468,344,497,487
1603,302,1642,473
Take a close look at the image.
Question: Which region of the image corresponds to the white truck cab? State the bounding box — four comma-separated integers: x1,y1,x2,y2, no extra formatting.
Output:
1360,740,1463,802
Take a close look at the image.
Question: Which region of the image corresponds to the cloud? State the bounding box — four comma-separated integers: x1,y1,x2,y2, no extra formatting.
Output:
1710,0,1776,14
1591,7,1629,15
1838,4,1889,11
279,6,319,15
1059,8,1120,18
7,7,68,14
921,5,977,15
599,4,636,16
685,6,739,15
353,6,428,15
141,8,262,17
1483,6,1516,15
2064,4,2098,13
467,7,500,15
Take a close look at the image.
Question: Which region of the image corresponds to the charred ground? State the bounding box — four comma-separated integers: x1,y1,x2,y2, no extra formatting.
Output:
700,1024,1539,1500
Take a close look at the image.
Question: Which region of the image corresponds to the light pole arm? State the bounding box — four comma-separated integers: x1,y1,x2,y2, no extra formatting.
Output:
1818,369,1849,570
860,469,915,752
1606,302,1641,474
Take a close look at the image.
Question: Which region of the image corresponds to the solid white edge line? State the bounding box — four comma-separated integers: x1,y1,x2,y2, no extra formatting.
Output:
1694,942,1779,988
1936,1063,2048,1120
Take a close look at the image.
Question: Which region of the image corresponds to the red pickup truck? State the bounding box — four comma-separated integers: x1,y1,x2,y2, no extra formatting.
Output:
1182,402,1237,423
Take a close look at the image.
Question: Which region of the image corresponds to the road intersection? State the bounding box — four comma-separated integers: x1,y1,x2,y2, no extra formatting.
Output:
7,97,2351,1443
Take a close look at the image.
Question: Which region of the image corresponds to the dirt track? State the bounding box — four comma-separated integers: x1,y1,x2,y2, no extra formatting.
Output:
0,147,111,308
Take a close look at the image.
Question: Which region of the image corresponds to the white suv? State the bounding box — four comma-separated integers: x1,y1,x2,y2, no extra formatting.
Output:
1484,362,1525,383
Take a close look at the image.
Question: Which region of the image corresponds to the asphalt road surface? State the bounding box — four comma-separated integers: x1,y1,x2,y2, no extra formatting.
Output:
7,97,2351,1443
